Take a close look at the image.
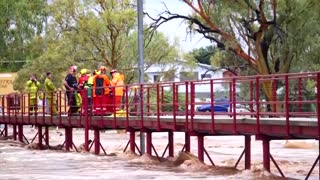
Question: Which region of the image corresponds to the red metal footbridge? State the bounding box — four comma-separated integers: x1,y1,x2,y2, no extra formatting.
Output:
0,72,319,179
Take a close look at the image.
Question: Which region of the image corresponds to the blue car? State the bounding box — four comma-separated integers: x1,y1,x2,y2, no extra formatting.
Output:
196,99,230,112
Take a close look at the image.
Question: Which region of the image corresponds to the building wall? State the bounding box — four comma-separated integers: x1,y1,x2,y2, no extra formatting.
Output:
0,73,17,95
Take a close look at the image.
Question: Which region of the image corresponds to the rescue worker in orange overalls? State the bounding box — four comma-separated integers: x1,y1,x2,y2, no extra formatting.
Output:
110,69,124,111
93,66,111,115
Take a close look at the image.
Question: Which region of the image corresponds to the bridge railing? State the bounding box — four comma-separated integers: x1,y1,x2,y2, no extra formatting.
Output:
0,72,319,137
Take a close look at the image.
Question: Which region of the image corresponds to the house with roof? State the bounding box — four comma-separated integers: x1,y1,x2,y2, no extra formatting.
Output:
145,62,236,101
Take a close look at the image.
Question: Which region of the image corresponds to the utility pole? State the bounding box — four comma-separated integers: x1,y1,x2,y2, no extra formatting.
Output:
137,0,145,154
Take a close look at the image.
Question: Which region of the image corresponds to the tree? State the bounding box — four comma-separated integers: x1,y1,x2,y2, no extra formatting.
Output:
190,46,215,65
0,0,48,72
13,0,180,91
148,0,320,110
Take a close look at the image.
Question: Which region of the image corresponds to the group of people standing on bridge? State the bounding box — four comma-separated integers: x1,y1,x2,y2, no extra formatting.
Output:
25,65,124,116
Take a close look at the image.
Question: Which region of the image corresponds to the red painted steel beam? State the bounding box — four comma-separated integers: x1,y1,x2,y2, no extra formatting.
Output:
317,72,320,138
168,131,174,157
13,125,17,140
94,128,100,155
38,126,43,149
4,124,8,137
185,82,189,131
185,132,190,152
130,129,135,153
18,125,23,143
285,75,290,137
45,126,49,146
198,134,204,162
245,135,251,169
210,79,215,133
262,137,270,172
146,131,152,155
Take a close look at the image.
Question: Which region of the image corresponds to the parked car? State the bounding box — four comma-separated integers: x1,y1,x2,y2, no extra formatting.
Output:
196,99,230,112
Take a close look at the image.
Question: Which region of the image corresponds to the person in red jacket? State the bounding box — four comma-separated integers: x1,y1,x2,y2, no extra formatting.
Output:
92,66,111,115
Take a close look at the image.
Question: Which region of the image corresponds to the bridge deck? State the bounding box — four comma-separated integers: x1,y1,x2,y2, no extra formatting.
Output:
1,114,318,138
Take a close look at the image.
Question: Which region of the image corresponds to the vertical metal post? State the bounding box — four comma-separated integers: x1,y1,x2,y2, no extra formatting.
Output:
168,131,174,157
262,137,270,172
45,126,49,146
94,128,100,155
156,84,160,130
146,131,152,155
210,79,215,132
250,80,254,116
245,135,251,169
317,73,320,138
18,125,23,142
256,77,261,133
172,83,177,130
4,124,8,137
298,78,302,113
137,0,145,155
232,78,237,134
190,82,195,131
13,125,17,140
198,135,204,162
185,82,189,131
285,75,290,136
272,79,277,113
130,129,135,153
185,132,190,152
84,89,89,152
65,127,71,151
38,126,43,149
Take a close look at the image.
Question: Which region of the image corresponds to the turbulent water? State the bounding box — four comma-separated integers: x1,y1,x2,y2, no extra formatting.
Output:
0,126,318,180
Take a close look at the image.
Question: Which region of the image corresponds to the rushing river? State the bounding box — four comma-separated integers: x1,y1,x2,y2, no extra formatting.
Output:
0,126,318,180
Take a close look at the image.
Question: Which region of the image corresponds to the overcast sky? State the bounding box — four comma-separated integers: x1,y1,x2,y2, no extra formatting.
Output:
144,0,211,53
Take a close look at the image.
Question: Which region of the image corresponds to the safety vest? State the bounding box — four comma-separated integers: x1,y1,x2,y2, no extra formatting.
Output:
26,80,40,99
111,72,124,96
44,78,56,99
93,74,110,97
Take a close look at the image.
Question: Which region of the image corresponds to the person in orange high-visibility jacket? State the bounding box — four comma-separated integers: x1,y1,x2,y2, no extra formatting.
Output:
92,66,110,115
110,69,124,111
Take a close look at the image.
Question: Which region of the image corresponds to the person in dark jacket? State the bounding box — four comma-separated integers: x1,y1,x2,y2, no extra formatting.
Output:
63,66,79,114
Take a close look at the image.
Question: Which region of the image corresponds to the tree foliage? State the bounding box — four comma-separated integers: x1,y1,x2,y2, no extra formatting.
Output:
13,0,179,92
0,0,48,72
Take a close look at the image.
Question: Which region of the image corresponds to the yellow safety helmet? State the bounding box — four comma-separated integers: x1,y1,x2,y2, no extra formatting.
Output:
80,69,87,75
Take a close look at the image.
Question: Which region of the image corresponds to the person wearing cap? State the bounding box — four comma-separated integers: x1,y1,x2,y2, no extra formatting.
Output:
78,68,89,104
110,69,124,111
63,66,79,114
26,74,41,115
93,66,111,115
44,72,57,115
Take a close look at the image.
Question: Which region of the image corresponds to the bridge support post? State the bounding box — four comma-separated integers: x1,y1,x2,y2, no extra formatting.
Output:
18,125,23,143
198,135,204,162
168,131,174,157
262,137,270,172
146,131,152,155
13,125,17,140
84,127,89,152
4,124,8,137
94,129,100,155
65,127,73,151
245,135,251,169
38,126,43,149
44,126,49,146
129,129,135,153
185,132,190,152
